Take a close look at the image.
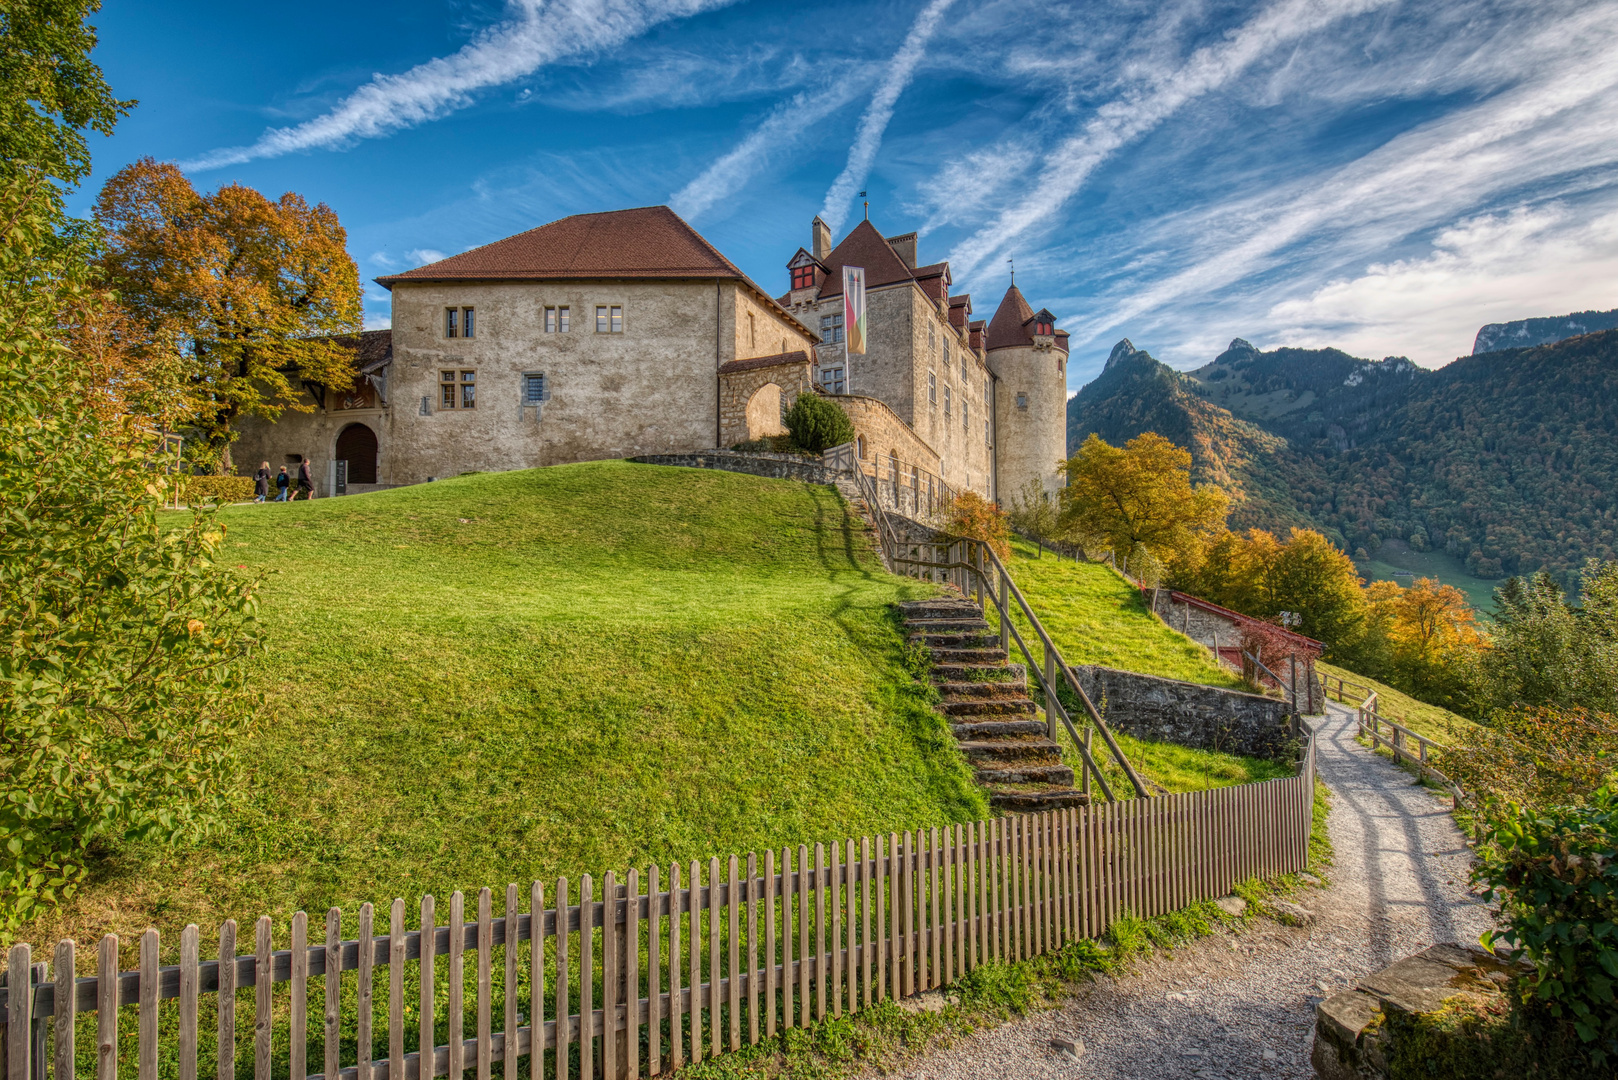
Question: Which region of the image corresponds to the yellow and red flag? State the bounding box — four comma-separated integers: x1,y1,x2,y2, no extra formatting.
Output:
843,265,867,355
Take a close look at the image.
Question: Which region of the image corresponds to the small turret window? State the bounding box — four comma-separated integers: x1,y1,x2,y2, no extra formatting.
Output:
792,265,816,290
1016,392,1028,411
1035,320,1053,336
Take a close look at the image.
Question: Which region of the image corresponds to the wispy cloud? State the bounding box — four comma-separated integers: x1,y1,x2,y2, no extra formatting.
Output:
945,0,1401,279
818,0,958,233
669,80,868,221
1067,11,1618,366
182,0,735,171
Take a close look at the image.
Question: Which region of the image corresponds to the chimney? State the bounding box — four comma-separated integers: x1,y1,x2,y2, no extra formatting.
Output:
886,232,918,269
812,216,832,262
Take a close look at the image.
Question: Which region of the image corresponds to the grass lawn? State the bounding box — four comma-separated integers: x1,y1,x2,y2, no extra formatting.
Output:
18,461,987,948
1316,660,1479,745
994,538,1244,690
1355,538,1498,613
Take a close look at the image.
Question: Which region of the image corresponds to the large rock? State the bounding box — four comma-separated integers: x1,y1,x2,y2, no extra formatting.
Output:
1312,944,1523,1080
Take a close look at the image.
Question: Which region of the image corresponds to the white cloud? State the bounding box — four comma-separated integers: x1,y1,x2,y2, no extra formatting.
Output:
945,0,1401,279
818,0,958,233
407,248,448,265
1265,203,1618,366
363,311,394,331
669,80,868,221
182,0,735,171
369,251,400,269
1068,17,1618,362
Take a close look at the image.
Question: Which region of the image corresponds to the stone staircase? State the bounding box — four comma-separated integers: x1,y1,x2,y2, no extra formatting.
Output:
899,596,1091,813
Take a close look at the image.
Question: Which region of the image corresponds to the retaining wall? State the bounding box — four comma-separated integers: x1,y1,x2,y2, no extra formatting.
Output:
1070,664,1298,761
629,450,840,486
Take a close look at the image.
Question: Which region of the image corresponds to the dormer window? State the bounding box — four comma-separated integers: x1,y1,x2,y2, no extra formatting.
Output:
791,265,817,291
1035,320,1053,336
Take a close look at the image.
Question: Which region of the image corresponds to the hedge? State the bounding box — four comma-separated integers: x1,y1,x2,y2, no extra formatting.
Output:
182,475,257,504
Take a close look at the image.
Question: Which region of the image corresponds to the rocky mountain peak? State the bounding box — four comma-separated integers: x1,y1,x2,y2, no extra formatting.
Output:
1104,338,1139,370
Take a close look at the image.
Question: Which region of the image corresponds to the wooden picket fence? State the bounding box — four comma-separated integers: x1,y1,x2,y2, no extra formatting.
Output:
2,764,1317,1080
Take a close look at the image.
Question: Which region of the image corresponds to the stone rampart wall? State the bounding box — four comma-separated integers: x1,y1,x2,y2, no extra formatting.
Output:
1069,664,1297,761
629,450,839,486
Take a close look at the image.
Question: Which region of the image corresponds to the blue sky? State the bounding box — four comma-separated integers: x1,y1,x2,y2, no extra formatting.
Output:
85,0,1618,391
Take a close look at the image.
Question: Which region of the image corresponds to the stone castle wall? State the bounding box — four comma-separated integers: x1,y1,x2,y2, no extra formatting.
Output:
1069,664,1298,761
988,342,1068,501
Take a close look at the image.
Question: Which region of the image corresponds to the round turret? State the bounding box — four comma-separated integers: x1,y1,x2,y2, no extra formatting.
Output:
984,283,1068,504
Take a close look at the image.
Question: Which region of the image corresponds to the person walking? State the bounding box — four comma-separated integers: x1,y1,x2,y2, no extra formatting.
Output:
254,461,271,503
275,465,290,502
296,456,315,500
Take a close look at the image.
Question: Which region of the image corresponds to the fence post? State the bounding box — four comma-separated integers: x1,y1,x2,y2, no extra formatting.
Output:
1043,647,1057,742
996,567,1009,655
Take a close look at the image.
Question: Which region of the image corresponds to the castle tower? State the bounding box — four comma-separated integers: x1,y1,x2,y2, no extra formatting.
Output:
984,283,1069,503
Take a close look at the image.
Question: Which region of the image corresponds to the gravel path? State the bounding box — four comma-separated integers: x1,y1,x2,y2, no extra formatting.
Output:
881,702,1495,1080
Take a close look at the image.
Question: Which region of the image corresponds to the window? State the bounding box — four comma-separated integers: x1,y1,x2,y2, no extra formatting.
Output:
963,400,969,430
791,264,816,290
440,369,475,409
445,307,474,338
595,305,623,333
961,355,968,382
928,371,937,404
544,306,570,333
928,325,935,353
819,365,845,394
523,372,546,405
944,385,952,418
748,312,756,349
1016,392,1028,411
820,312,844,344
984,378,990,402
1035,319,1053,336
985,418,991,446
463,307,475,338
943,341,950,369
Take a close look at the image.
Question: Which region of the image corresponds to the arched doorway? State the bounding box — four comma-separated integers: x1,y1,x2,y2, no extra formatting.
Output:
335,423,378,484
745,383,786,440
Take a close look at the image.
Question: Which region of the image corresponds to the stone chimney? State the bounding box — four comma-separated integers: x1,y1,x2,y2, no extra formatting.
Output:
886,232,918,269
812,216,832,262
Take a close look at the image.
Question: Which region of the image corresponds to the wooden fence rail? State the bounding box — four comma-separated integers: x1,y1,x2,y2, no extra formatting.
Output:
2,765,1316,1080
1353,695,1466,807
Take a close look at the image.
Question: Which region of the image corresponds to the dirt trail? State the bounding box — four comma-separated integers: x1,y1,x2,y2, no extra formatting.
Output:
882,702,1495,1080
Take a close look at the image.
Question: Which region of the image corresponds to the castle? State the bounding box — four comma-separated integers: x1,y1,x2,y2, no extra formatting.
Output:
233,206,1070,505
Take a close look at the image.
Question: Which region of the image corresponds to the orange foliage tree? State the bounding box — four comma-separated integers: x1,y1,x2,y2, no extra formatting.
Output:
94,157,361,470
944,490,1011,560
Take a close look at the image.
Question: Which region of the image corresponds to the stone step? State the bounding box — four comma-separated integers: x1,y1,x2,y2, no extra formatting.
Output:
897,601,983,620
949,719,1049,739
931,662,1024,682
958,739,1064,765
936,681,1030,699
904,616,991,630
928,647,1008,664
989,789,1092,812
908,631,1000,649
975,762,1076,786
939,697,1037,717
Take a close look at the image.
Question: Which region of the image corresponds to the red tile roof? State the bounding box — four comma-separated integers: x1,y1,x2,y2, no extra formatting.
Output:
717,350,811,375
985,283,1036,349
376,206,747,284
815,220,924,300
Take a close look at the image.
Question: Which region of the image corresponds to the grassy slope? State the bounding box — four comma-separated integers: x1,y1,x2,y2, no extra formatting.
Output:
25,462,986,946
990,540,1288,793
1355,538,1497,613
1317,660,1479,745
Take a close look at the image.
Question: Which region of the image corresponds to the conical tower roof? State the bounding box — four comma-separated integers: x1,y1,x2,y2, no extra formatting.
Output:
985,283,1036,350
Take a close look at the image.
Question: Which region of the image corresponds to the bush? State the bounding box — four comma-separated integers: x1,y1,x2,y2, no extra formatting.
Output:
0,177,260,931
1474,785,1618,1065
784,393,854,453
1437,705,1618,808
184,475,256,503
943,490,1011,560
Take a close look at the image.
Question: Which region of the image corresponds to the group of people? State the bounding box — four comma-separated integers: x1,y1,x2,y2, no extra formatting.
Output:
253,459,315,502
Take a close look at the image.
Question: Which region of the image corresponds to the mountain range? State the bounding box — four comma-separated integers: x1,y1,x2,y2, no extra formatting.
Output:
1066,325,1618,587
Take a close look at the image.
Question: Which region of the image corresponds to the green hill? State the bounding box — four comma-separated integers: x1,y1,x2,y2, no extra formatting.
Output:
23,462,983,945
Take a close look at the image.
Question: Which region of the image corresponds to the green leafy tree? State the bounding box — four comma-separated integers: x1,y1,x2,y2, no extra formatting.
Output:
1472,563,1618,716
784,393,854,453
0,0,132,198
0,177,260,931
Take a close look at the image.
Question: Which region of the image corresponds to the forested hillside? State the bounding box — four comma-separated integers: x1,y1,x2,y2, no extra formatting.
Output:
1066,330,1618,588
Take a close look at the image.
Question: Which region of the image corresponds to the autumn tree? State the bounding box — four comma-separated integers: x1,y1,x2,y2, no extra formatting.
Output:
944,490,1011,559
1060,432,1227,580
94,158,362,470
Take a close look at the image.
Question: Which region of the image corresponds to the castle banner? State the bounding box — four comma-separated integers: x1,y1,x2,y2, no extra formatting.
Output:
843,265,867,355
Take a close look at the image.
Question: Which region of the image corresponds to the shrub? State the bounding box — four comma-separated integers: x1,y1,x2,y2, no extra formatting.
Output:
184,475,256,503
943,489,1011,559
1474,785,1618,1065
784,393,854,453
1437,705,1618,808
0,177,260,930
